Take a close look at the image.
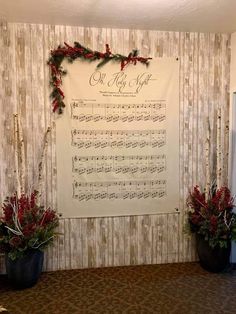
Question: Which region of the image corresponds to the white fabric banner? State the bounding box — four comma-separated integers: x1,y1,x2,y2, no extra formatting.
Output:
56,58,179,217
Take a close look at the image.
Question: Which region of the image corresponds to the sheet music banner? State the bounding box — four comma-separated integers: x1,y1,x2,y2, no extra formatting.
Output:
56,58,179,217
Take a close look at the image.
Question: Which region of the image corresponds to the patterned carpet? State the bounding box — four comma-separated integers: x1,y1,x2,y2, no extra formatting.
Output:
0,262,236,314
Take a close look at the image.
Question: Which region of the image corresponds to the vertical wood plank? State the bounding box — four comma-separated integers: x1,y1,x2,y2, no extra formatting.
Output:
167,214,179,263
106,217,114,267
124,216,131,265
138,215,152,264
95,217,109,268
57,219,66,270
87,218,97,268
152,214,168,264
63,218,71,269
129,216,139,265
113,217,125,266
70,219,82,269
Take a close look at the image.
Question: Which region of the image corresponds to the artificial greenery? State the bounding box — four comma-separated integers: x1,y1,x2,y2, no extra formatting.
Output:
186,184,236,248
48,42,152,114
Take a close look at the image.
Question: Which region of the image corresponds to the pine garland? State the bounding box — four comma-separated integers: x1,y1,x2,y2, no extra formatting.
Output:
48,42,152,114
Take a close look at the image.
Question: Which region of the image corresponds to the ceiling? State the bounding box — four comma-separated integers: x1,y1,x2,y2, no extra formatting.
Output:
0,0,236,33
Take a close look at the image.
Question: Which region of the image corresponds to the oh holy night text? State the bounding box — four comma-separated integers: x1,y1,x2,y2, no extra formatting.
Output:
89,71,157,93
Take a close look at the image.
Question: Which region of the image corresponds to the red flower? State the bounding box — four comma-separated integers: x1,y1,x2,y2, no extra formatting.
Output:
187,186,207,212
22,223,36,237
209,215,218,234
190,213,202,225
9,236,22,248
211,187,233,212
40,209,56,226
30,191,38,208
2,204,14,223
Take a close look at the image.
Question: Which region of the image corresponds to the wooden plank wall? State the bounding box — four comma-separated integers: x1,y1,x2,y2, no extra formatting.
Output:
0,21,230,273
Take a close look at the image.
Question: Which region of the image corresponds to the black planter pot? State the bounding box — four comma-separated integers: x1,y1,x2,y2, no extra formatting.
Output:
5,249,44,289
196,234,231,273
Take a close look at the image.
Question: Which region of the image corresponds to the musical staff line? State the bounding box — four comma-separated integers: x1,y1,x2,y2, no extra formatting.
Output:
71,113,165,123
71,101,166,123
71,101,166,110
73,180,166,201
72,154,166,175
71,129,166,149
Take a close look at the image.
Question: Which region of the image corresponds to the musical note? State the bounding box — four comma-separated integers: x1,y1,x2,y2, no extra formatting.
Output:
71,113,166,123
70,101,166,123
72,154,166,176
72,180,166,201
71,101,166,111
69,99,170,204
71,129,166,149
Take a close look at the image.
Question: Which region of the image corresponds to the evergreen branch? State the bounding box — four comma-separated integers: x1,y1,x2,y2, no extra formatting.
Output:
48,42,152,114
31,235,54,249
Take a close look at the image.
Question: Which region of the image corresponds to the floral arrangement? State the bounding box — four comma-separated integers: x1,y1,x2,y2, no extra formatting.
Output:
186,184,236,248
0,191,59,260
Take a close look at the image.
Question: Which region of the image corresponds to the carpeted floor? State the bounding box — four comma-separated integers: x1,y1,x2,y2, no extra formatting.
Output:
0,262,236,314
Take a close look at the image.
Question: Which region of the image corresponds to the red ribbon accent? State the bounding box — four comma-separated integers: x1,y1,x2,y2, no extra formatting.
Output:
120,56,152,71
85,53,94,59
54,78,62,87
51,44,85,57
52,99,59,113
121,60,125,71
57,88,64,98
50,64,58,75
105,44,111,55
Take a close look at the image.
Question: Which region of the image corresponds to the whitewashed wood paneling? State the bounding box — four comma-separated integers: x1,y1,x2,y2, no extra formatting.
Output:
0,21,230,272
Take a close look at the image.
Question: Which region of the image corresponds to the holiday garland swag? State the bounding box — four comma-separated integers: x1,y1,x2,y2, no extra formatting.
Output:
48,42,152,114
